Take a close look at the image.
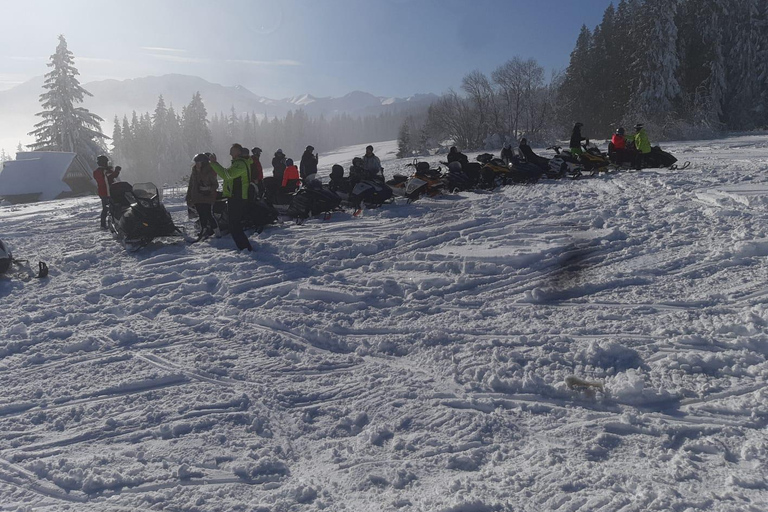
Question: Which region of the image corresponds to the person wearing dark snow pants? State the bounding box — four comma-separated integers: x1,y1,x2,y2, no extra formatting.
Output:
518,139,550,171
93,154,120,230
211,144,253,252
299,145,319,181
187,153,219,238
633,123,651,170
362,145,384,180
569,122,586,156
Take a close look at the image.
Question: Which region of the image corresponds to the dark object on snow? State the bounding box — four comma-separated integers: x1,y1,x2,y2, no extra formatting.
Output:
646,146,678,168
0,238,48,279
444,161,477,191
286,183,342,222
108,182,182,248
349,179,394,210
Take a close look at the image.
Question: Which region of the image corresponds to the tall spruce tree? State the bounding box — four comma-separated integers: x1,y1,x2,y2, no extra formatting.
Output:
559,26,594,130
631,0,682,123
724,0,766,128
28,35,108,165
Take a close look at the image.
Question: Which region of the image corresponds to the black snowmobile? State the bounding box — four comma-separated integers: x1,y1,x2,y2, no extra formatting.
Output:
195,193,278,240
0,238,48,280
476,153,541,188
328,163,394,213
286,178,343,224
108,182,183,249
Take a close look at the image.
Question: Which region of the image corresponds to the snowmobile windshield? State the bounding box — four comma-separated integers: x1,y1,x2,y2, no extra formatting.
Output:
130,183,161,209
132,183,160,200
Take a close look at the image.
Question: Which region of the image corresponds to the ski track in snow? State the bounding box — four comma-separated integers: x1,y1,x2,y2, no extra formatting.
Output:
2,136,768,510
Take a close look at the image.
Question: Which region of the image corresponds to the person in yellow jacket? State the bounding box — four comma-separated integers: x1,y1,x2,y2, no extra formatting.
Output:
210,143,253,251
633,123,651,170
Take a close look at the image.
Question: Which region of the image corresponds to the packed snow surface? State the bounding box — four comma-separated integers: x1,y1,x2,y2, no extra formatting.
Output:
2,135,768,511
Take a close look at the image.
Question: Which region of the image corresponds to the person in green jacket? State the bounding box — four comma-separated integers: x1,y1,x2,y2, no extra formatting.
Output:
633,123,651,170
210,143,253,251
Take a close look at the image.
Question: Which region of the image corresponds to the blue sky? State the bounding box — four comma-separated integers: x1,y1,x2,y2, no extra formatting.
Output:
0,0,616,98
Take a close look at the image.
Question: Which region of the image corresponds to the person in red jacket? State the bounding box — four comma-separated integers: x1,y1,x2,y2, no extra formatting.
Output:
609,127,636,166
251,147,264,198
281,158,301,191
93,155,120,229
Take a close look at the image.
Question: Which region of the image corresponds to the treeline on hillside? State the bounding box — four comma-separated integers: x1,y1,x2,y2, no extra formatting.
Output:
399,0,767,156
398,57,563,157
111,92,421,184
560,0,768,138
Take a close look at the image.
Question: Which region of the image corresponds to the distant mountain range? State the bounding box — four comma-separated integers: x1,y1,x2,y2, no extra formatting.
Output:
0,74,438,152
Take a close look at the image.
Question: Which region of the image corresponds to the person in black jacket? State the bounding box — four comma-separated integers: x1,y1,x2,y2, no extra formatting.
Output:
500,143,516,165
569,122,586,156
271,149,286,182
299,145,319,180
447,146,469,167
518,138,550,171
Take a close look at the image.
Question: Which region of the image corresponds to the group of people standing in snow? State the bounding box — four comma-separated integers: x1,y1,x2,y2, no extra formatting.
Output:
572,121,652,170
93,144,383,251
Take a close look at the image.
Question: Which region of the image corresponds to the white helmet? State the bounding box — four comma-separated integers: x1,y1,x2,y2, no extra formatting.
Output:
0,239,12,274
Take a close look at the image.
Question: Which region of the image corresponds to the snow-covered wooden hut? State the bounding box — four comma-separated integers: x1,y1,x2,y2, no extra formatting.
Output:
0,151,96,203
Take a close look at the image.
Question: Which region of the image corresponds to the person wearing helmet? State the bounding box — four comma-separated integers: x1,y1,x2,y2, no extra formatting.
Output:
633,123,651,169
300,145,319,181
349,156,366,185
569,122,587,156
362,145,383,180
272,149,287,183
0,239,12,275
93,155,121,230
281,157,301,191
250,147,264,199
518,138,549,171
447,146,470,167
210,144,253,251
500,143,516,165
187,153,219,239
609,127,634,165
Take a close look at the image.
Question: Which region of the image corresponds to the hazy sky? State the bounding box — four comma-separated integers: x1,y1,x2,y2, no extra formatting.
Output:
0,0,616,99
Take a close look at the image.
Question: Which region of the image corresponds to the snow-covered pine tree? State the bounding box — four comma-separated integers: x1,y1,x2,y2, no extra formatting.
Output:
397,117,412,158
111,116,124,167
630,0,682,126
181,92,212,159
724,0,766,129
27,35,108,166
165,105,188,181
559,25,593,131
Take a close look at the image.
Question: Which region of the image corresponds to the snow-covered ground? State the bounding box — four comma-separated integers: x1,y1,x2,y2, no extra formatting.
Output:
2,135,768,511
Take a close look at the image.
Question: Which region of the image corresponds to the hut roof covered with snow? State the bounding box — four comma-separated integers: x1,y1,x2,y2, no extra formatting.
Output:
0,151,96,203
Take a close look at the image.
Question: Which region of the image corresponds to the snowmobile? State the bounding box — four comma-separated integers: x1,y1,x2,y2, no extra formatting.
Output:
546,147,586,179
443,161,479,192
643,146,689,170
326,165,393,214
578,143,613,175
387,160,445,202
262,176,300,215
0,238,49,280
475,153,540,188
201,193,279,238
108,182,183,249
286,179,343,224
